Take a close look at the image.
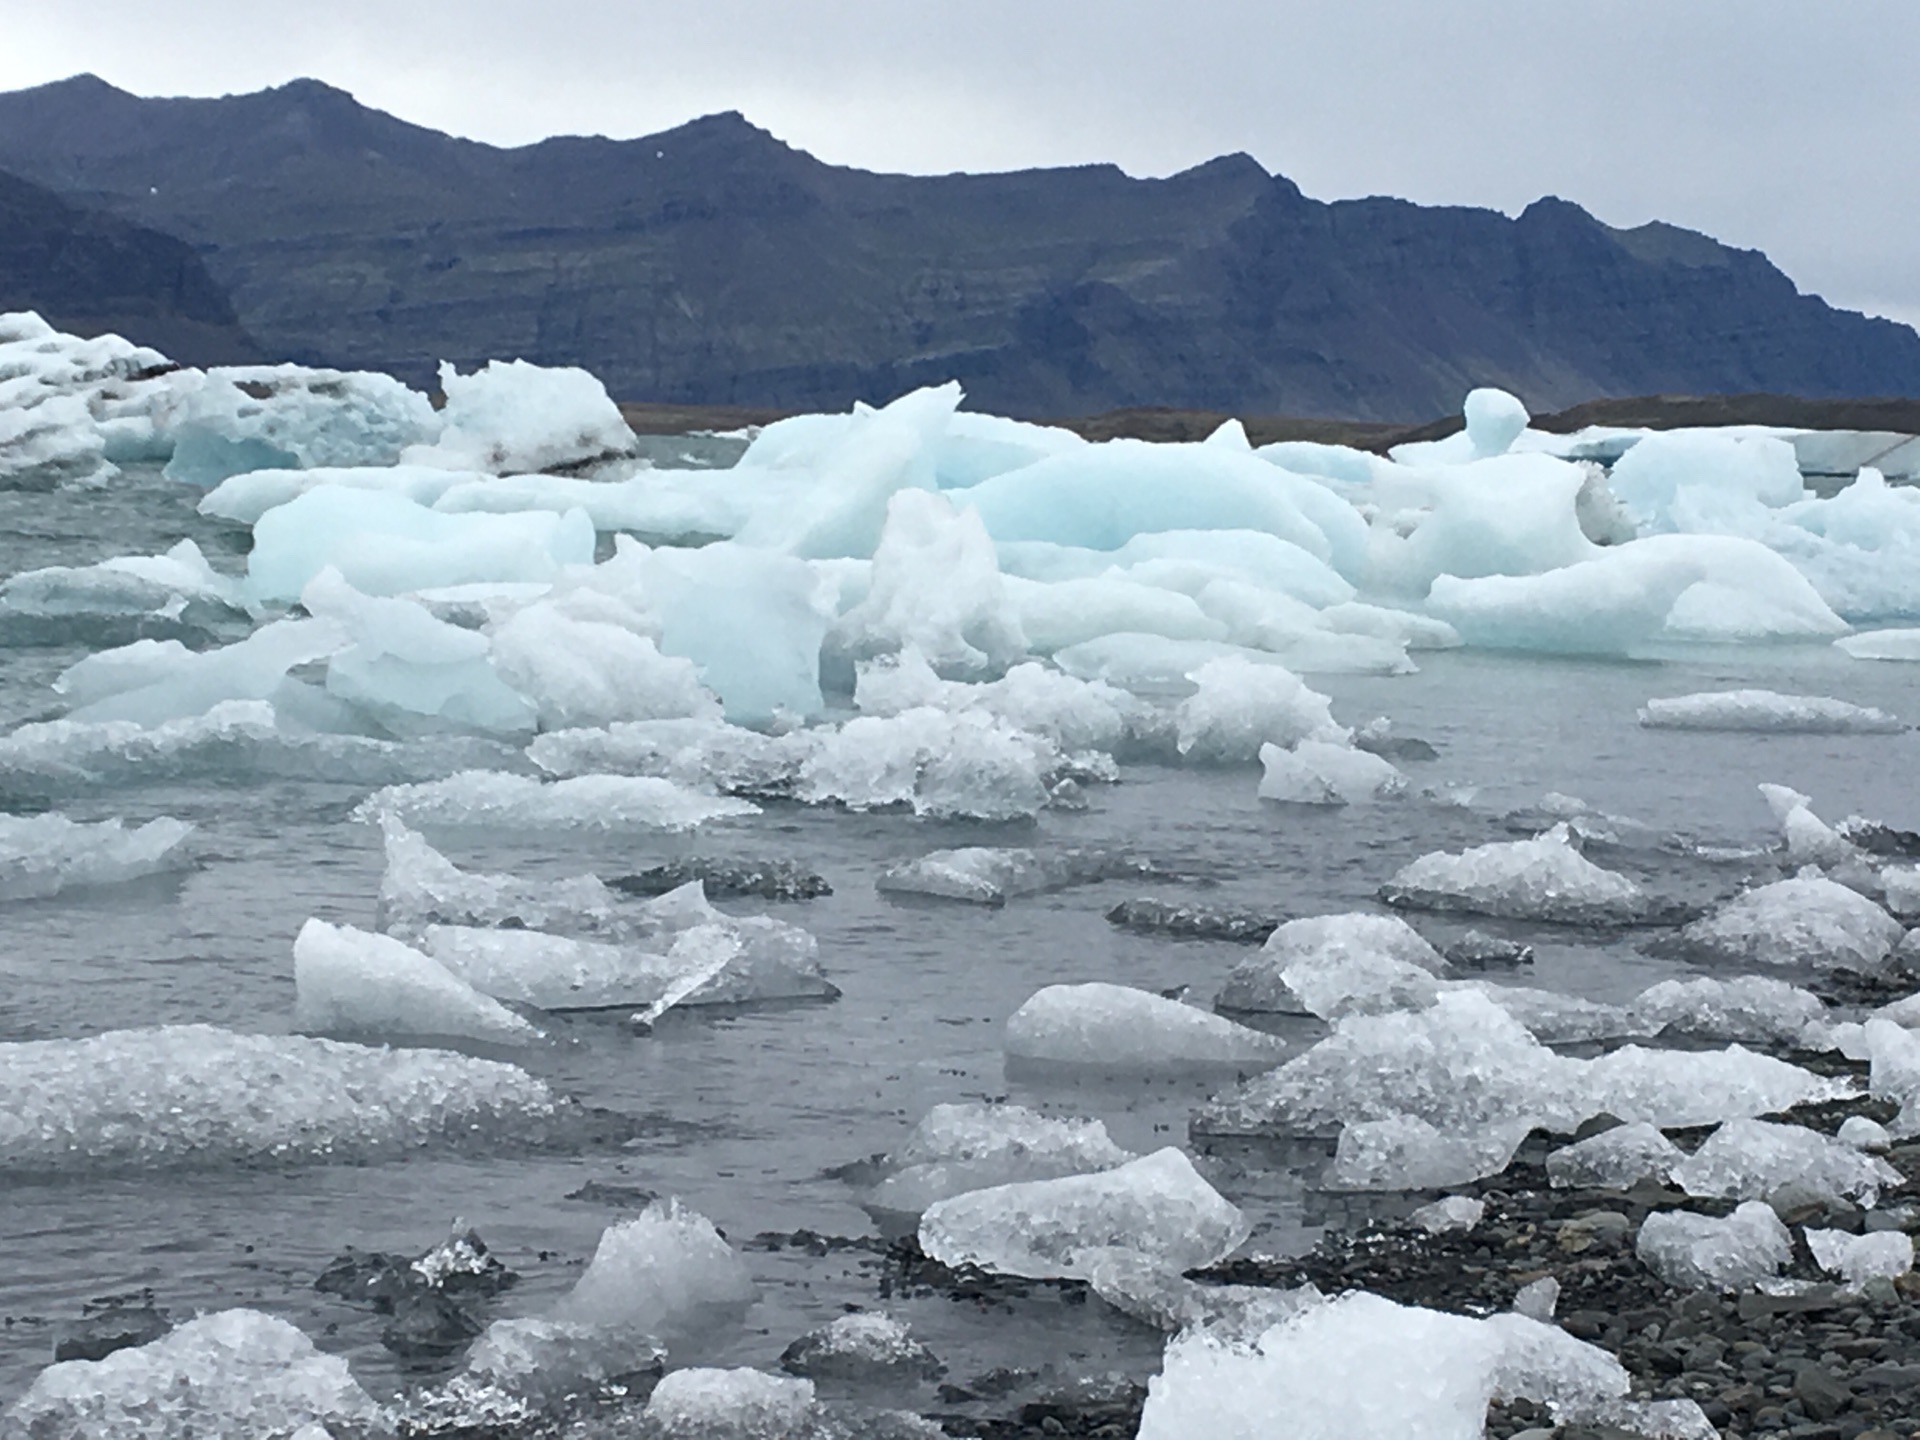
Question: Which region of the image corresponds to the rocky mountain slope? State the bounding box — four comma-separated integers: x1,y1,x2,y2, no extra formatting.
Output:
2,74,1916,418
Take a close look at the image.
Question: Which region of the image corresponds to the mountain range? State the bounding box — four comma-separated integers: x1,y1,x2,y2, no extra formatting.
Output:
2,73,1919,420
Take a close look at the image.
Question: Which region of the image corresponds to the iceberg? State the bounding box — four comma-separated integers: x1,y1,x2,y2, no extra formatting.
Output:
488,596,720,731
0,538,248,644
402,358,637,475
1004,982,1289,1075
798,708,1054,821
860,1101,1135,1215
292,918,541,1044
919,1147,1248,1280
553,1198,757,1336
0,1023,563,1171
1607,429,1806,531
355,769,759,832
58,618,349,727
854,649,1134,754
0,812,194,900
1382,823,1649,924
528,717,816,795
1672,871,1905,972
5,1309,380,1439
1639,689,1903,733
1635,1202,1792,1290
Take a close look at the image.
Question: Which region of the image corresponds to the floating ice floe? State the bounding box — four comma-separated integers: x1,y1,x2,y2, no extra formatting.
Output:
1635,1202,1792,1290
859,1101,1136,1216
4,1309,380,1438
875,845,1168,906
1381,823,1651,925
1639,689,1903,733
198,461,481,524
1004,982,1289,1076
57,618,349,727
0,538,249,645
355,769,759,832
1669,1118,1901,1207
1545,1122,1684,1190
1839,628,1920,662
529,717,817,795
1257,738,1406,804
854,648,1134,754
0,811,194,901
919,1147,1248,1280
0,1024,564,1171
1670,870,1905,973
292,918,542,1045
374,816,618,938
797,708,1057,820
1214,912,1448,1017
1136,1290,1629,1440
1804,1229,1914,1289
401,358,638,475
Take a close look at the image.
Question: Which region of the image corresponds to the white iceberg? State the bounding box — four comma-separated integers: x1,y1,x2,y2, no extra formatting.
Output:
402,358,637,475
1839,628,1920,662
1257,738,1406,804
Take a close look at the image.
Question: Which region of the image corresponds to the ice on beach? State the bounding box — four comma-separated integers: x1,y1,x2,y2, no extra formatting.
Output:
862,1101,1136,1215
1670,1118,1900,1207
875,845,1158,906
1545,1122,1684,1190
1172,656,1345,762
1628,975,1828,1047
1635,1202,1792,1291
5,1309,380,1440
0,811,194,900
1325,1114,1534,1190
554,1198,758,1336
1137,1291,1628,1440
1410,1195,1486,1234
640,1367,816,1437
1257,738,1406,804
160,364,440,486
0,1023,562,1171
1215,912,1447,1017
1639,689,1903,733
1804,1229,1914,1288
1673,872,1904,973
425,915,834,1012
799,708,1054,820
1004,982,1289,1075
355,769,759,833
402,359,637,475
1839,628,1920,662
1382,823,1647,924
246,485,596,602
919,1147,1249,1280
292,918,540,1044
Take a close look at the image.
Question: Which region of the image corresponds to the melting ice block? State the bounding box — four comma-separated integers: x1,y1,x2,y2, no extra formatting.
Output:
1172,656,1345,762
403,358,638,475
554,1199,758,1336
59,617,349,726
1215,912,1447,1017
1426,544,1706,656
1545,1122,1684,1190
1670,1118,1901,1207
529,717,816,795
780,1312,941,1380
1805,1229,1914,1288
1639,689,1903,733
1004,982,1288,1075
0,538,247,639
919,1147,1248,1280
1635,1202,1791,1290
1674,872,1904,973
488,596,720,731
1137,1291,1628,1440
875,845,1164,906
356,770,759,833
861,1101,1136,1215
374,816,618,938
5,1309,380,1438
0,812,194,900
799,708,1054,821
1382,823,1648,924
292,918,540,1044
1839,628,1920,662
1326,1114,1534,1190
639,1367,816,1437
0,1024,561,1171
855,648,1135,754
198,461,479,525
1627,975,1828,1046
1257,738,1405,804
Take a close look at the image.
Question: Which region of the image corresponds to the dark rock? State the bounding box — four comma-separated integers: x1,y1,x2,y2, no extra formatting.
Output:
1795,1363,1854,1421
381,1287,484,1359
564,1180,659,1207
315,1226,516,1361
609,858,832,901
1104,898,1279,943
52,1301,169,1363
1442,931,1534,968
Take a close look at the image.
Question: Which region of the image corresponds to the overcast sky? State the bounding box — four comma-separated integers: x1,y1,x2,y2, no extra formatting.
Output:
6,1,1917,328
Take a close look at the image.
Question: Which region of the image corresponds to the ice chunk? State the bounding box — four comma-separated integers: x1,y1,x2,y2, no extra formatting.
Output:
1546,1122,1684,1190
640,1367,815,1437
1839,628,1920,662
1427,546,1705,656
1004,571,1228,653
1004,982,1289,1075
1463,388,1530,458
1319,600,1461,650
1000,528,1356,608
247,485,596,602
799,708,1053,821
1607,429,1806,531
1628,975,1828,1046
1839,1115,1893,1152
781,1312,941,1381
403,358,637,475
1387,453,1599,595
1383,823,1648,924
356,770,758,832
554,1198,757,1336
160,364,440,485
0,812,194,900
1756,784,1864,867
1673,872,1904,973
198,462,480,524
1635,1202,1791,1290
1137,1291,1628,1440
854,648,1135,755
1409,1195,1486,1234
861,1102,1136,1215
1670,1119,1900,1206
425,918,834,1012
60,618,348,726
1647,533,1849,642
5,1309,380,1439
1804,1229,1914,1288
1326,1115,1534,1190
0,1024,561,1171
0,538,247,642
1639,689,1903,733
1216,913,1447,1015
875,846,1167,906
919,1147,1248,1280
488,597,720,731
292,918,540,1044
1257,738,1406,803
1,389,115,488
1865,1018,1920,1133
374,817,619,939
529,717,816,797
1172,656,1344,762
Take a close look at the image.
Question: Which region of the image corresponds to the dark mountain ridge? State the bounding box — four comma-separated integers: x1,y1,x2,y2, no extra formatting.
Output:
2,73,1916,419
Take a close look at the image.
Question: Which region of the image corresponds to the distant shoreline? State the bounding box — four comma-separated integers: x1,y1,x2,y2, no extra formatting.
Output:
621,393,1920,454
